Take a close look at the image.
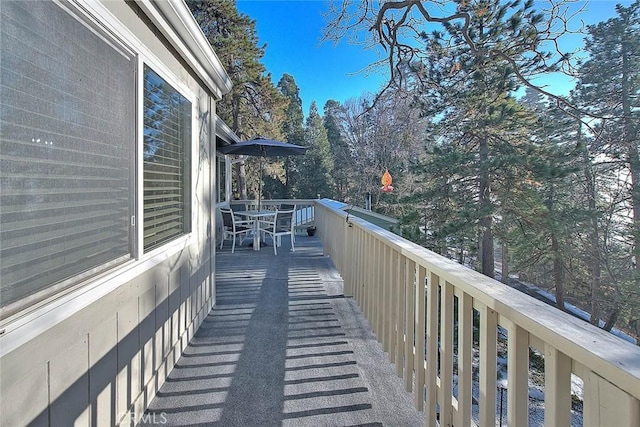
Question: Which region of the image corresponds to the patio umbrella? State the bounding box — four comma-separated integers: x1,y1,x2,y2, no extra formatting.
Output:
218,137,307,209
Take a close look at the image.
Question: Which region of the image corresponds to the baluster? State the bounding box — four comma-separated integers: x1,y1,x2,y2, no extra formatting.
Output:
456,290,473,426
404,260,416,392
544,344,571,426
479,303,498,427
440,281,454,426
425,272,439,424
415,265,427,411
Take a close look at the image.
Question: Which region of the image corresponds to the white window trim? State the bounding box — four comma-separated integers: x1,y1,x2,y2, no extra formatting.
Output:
0,238,192,357
215,154,229,205
136,56,198,260
0,0,206,353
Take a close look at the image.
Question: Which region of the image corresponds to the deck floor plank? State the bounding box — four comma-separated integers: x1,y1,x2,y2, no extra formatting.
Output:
142,236,423,426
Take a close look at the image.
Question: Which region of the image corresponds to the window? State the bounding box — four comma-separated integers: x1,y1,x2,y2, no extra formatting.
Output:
0,1,135,311
217,153,227,203
143,66,192,252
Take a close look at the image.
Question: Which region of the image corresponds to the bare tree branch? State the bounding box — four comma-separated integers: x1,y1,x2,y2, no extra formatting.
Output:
323,0,618,128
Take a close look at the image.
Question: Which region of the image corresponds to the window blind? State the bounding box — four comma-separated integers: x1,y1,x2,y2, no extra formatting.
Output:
143,66,191,252
0,1,135,310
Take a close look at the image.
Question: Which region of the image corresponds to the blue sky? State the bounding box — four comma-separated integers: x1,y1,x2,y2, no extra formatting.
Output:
236,0,387,115
236,0,632,116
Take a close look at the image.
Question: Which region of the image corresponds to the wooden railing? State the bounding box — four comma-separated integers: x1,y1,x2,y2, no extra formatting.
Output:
315,199,640,426
224,199,315,230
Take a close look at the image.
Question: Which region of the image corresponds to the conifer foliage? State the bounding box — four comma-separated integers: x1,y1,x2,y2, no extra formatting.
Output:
188,0,639,339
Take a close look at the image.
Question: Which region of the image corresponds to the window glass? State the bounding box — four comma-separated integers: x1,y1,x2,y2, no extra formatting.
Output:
143,66,192,252
218,154,227,203
0,1,135,310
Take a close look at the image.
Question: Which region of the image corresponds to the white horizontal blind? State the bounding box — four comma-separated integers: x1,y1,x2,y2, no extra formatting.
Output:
0,1,135,309
143,66,191,252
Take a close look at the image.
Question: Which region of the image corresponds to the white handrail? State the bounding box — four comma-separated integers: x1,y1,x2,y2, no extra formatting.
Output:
315,199,640,426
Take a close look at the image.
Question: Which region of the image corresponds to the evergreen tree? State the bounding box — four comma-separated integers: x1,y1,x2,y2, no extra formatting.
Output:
297,102,334,199
404,0,552,278
576,2,640,260
323,100,352,202
186,0,286,199
277,74,305,198
507,89,582,309
575,0,640,335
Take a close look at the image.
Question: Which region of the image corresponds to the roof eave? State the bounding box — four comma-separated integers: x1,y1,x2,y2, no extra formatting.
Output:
135,0,233,99
216,116,240,145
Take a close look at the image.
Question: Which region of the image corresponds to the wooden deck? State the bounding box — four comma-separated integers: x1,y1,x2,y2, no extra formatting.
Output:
140,235,424,426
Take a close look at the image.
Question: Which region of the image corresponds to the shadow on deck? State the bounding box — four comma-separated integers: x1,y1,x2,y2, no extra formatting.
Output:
141,235,424,426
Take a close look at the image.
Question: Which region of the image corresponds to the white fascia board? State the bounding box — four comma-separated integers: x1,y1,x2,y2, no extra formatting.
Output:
215,115,240,144
136,0,233,99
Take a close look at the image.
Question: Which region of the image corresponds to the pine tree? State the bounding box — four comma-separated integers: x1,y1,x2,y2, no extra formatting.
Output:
577,1,640,256
323,100,352,202
401,0,560,278
277,74,305,198
186,0,287,199
297,102,334,199
507,89,583,310
575,1,640,334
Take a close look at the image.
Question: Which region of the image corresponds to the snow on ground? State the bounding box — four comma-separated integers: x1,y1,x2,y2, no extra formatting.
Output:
446,331,585,426
510,277,637,344
420,256,631,424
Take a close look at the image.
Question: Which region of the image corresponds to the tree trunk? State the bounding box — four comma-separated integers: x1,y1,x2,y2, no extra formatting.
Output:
479,138,495,278
544,183,565,311
581,125,602,326
551,234,565,311
629,143,640,273
230,93,247,199
501,241,509,285
603,307,621,332
622,41,640,284
234,161,248,200
284,157,292,199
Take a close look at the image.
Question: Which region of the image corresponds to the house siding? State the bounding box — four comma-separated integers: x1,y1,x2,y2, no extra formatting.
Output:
0,1,221,426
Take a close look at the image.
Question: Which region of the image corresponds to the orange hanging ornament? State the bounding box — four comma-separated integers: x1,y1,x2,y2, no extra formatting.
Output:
380,169,394,193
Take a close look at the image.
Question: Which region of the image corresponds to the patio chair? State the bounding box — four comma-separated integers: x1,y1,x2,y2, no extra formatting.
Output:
229,202,247,221
258,207,295,255
220,208,253,253
278,204,297,235
229,202,246,212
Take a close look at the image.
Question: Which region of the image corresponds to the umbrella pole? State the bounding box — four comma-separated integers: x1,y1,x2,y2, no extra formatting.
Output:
259,156,263,210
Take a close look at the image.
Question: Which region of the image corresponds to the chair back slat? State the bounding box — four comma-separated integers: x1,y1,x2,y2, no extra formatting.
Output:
221,208,234,228
219,207,252,253
276,208,295,231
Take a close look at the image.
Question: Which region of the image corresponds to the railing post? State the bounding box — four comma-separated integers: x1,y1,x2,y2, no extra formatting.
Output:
375,239,384,339
505,319,529,426
584,371,640,427
382,245,392,354
479,303,498,427
365,234,373,320
395,255,406,378
456,290,473,426
343,213,354,297
415,265,427,411
544,345,571,426
439,281,454,426
404,259,416,392
389,251,398,364
353,231,366,304
425,272,439,425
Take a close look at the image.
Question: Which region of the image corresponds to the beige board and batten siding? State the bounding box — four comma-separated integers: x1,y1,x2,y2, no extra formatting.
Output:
0,1,229,426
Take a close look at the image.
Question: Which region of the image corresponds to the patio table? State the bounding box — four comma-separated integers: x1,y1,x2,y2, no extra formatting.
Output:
234,210,276,251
